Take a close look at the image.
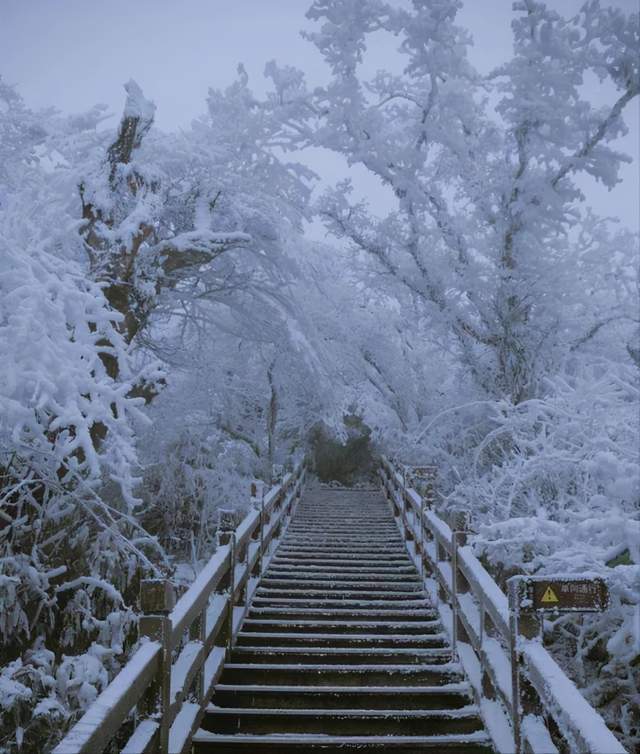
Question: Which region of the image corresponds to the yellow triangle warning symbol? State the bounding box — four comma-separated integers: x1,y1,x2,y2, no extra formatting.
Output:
541,586,559,604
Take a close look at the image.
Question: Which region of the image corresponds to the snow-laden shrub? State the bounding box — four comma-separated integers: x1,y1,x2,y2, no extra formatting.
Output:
420,359,639,748
0,640,122,753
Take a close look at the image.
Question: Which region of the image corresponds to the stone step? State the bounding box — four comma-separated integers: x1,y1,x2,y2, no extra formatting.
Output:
289,524,396,529
193,731,493,753
267,567,416,578
206,682,474,710
261,571,421,584
271,556,411,567
268,562,416,573
291,512,391,517
220,662,463,687
274,548,408,555
275,548,408,557
287,519,393,524
255,588,427,601
286,529,398,535
284,537,402,540
281,542,403,548
285,526,398,532
286,523,399,528
230,646,454,665
251,596,433,609
235,632,449,649
271,553,411,562
248,607,438,622
258,579,423,592
282,530,402,537
201,704,484,736
241,619,442,635
280,536,402,549
274,552,408,561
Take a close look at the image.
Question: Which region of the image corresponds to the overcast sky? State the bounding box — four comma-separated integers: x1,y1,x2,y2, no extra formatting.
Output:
1,0,638,234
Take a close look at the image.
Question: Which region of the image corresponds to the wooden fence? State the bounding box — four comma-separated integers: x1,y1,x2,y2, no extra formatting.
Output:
380,456,625,754
54,460,306,754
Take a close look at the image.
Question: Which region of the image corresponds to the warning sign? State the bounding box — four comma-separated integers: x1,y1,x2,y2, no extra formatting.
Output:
409,466,437,500
540,586,559,604
520,577,609,613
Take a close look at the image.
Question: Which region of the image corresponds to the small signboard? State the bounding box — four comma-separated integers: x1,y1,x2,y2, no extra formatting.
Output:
411,465,438,481
519,576,609,613
409,465,437,502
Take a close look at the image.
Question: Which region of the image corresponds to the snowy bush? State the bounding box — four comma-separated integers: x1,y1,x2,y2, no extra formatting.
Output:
0,641,122,753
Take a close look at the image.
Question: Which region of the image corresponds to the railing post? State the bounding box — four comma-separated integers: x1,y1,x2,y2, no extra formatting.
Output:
189,603,206,706
380,460,390,504
449,510,470,656
384,461,396,516
217,510,238,659
251,480,266,576
296,464,304,500
508,576,541,754
227,533,236,654
420,494,426,580
436,535,448,603
413,467,436,580
273,490,283,544
400,466,413,543
139,579,175,754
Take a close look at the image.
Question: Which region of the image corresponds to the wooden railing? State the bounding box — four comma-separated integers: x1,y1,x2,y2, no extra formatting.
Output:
379,456,626,754
54,459,306,754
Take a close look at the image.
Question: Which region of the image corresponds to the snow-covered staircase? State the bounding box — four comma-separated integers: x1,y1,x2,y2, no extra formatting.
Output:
192,488,494,753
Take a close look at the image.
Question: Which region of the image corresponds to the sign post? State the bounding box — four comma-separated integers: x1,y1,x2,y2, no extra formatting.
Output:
507,575,610,754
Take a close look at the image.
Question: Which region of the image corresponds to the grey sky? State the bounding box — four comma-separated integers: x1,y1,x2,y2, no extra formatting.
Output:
1,0,638,234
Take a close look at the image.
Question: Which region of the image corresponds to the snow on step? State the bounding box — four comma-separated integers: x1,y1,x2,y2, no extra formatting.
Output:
192,731,493,750
205,704,482,718
211,682,474,695
248,604,435,612
251,596,432,608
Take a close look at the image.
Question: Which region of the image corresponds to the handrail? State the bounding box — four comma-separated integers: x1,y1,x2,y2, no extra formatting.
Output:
54,459,306,754
379,456,626,754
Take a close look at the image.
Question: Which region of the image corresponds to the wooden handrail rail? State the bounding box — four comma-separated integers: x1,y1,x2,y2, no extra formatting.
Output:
379,455,625,754
54,458,306,754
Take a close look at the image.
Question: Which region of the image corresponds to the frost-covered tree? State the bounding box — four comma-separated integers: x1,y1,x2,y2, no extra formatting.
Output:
265,0,639,402
0,65,324,746
76,81,247,398
0,81,165,751
252,2,640,745
136,232,354,561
